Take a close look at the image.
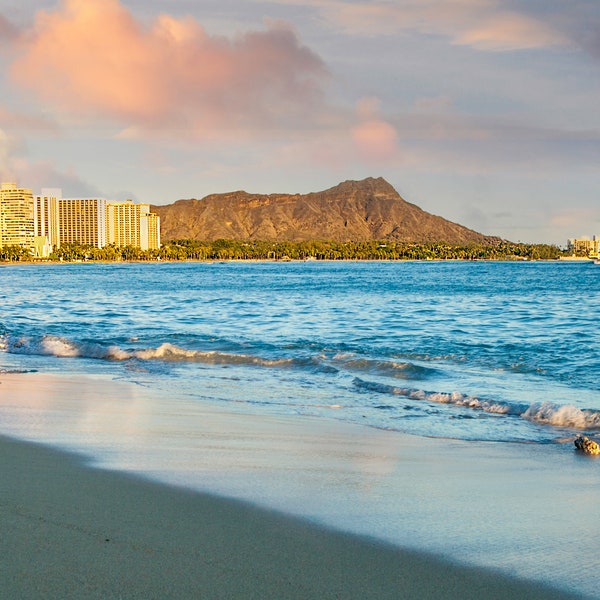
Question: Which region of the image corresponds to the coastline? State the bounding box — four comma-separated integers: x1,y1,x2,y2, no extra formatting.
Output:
0,256,575,266
0,238,569,264
0,433,585,600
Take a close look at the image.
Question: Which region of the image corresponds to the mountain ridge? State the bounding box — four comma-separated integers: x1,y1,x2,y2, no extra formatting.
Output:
151,177,502,244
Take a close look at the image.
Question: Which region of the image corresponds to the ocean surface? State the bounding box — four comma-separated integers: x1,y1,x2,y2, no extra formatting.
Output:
1,260,600,596
2,260,600,443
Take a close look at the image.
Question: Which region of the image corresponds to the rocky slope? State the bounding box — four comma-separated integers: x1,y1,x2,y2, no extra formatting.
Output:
151,177,498,244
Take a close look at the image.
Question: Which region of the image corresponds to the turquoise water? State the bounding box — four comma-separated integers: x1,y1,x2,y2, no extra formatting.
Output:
2,260,600,444
2,261,600,598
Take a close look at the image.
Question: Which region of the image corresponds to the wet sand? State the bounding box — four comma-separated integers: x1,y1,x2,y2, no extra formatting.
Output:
0,433,584,600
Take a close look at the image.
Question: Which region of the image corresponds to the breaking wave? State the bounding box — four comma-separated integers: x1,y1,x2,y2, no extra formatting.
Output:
1,334,332,370
353,377,521,415
522,402,600,430
353,377,600,432
1,334,435,379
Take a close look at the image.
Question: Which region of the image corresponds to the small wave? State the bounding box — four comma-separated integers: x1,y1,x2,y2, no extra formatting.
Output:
4,335,333,371
353,377,600,432
352,377,519,415
336,357,435,380
129,343,299,367
8,335,126,360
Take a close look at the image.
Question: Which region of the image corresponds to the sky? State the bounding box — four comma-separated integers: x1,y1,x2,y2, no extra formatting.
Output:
0,0,599,244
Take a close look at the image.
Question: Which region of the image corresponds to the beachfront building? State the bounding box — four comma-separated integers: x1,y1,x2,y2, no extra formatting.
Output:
107,200,161,250
0,182,35,252
34,188,61,253
3,182,161,256
58,197,108,248
567,236,600,258
141,211,161,250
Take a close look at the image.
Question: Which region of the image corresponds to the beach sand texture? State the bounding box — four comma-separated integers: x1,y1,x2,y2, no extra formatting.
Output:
0,433,585,600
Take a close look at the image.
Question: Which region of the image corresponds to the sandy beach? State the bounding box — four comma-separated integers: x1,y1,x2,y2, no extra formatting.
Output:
0,434,586,599
0,372,597,599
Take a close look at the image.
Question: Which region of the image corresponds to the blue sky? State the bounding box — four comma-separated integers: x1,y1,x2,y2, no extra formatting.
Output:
1,0,599,244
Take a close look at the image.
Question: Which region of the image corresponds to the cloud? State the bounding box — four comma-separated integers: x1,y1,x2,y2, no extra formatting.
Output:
0,123,97,194
453,10,566,51
0,14,17,42
6,155,101,197
0,105,58,133
549,208,600,230
0,129,11,180
269,0,569,51
8,0,329,136
352,97,399,161
555,2,600,60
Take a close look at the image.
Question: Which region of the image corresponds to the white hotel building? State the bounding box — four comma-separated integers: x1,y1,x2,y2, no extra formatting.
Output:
1,183,160,257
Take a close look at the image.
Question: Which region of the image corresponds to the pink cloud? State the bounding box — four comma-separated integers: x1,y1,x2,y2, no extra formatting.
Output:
352,97,399,161
9,0,328,135
352,120,399,161
273,0,569,52
456,11,566,51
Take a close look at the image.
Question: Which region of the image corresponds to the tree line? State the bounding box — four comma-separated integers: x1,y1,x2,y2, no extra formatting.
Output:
0,239,566,262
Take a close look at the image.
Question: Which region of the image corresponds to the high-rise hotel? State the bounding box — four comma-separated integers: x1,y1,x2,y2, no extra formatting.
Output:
0,183,160,257
0,183,35,250
59,196,108,248
107,200,161,250
35,188,60,253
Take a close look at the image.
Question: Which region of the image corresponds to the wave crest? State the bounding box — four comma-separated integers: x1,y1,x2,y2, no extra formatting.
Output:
523,402,600,430
353,377,600,431
352,377,519,415
3,335,322,370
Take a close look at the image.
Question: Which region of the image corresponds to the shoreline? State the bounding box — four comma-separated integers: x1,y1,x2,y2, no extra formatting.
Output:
0,433,585,600
0,256,580,266
0,371,597,598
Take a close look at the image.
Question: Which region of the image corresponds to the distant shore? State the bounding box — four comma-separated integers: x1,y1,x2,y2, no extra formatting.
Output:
0,255,577,265
1,239,567,263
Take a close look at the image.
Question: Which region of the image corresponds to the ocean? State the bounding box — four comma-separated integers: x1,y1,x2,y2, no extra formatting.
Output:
1,260,599,596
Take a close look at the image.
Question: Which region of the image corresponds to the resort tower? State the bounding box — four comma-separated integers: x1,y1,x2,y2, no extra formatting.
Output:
0,182,35,252
58,197,108,248
34,188,61,254
107,200,161,250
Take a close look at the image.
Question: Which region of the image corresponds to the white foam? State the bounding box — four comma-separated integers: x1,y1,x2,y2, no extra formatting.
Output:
6,336,297,368
40,336,81,358
353,377,520,415
352,377,600,430
522,401,600,430
8,335,122,360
